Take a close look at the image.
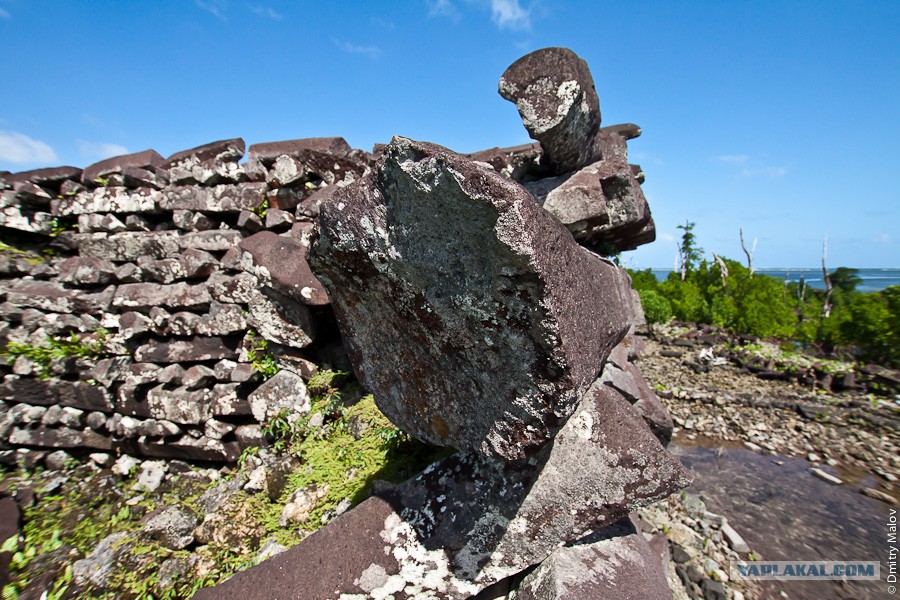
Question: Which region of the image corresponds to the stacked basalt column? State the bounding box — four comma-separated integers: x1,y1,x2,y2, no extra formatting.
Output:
199,48,686,599
0,136,368,465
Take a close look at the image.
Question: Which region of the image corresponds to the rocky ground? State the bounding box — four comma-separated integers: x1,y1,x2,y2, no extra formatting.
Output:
0,324,896,599
638,324,899,504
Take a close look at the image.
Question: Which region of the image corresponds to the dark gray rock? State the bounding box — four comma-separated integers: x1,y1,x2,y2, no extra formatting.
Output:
499,48,600,173
309,136,632,459
75,231,180,262
160,183,265,213
5,166,82,188
142,506,198,550
134,336,238,363
247,370,310,422
1,377,114,412
239,231,329,306
515,518,672,600
196,384,689,598
179,230,243,252
247,137,352,166
50,186,160,216
112,282,211,311
164,138,245,168
247,289,315,349
57,257,117,286
73,532,135,589
172,209,217,232
82,150,165,184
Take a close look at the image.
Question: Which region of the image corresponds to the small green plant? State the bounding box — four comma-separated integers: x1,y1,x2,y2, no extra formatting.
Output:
245,331,279,380
92,177,110,187
1,329,110,379
253,196,270,220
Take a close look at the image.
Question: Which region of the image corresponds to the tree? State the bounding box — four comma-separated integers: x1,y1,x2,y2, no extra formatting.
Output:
829,267,862,295
676,220,703,281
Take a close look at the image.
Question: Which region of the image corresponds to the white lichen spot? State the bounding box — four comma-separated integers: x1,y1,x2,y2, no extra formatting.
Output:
300,286,313,300
354,563,389,594
571,409,593,440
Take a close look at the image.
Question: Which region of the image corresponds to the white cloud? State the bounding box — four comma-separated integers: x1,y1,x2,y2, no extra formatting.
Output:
196,0,227,19
877,233,891,244
0,131,58,164
0,7,10,19
711,154,749,163
335,40,382,59
428,0,460,20
78,141,129,161
490,0,530,30
248,4,282,20
741,166,787,178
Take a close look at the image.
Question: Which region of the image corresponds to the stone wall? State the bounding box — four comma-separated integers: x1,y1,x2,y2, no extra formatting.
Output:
0,136,370,466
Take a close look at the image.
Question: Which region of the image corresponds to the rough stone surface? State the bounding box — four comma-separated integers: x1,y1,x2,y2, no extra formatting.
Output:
142,506,198,550
196,384,689,598
133,336,238,363
247,137,352,166
247,371,310,423
309,136,632,459
82,150,164,184
515,517,673,600
239,231,329,306
499,47,600,173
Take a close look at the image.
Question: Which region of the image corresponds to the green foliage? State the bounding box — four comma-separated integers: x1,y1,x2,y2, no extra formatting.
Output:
1,329,110,378
830,267,862,295
253,196,270,220
245,331,279,379
637,289,672,325
628,223,898,366
92,177,110,187
676,220,703,276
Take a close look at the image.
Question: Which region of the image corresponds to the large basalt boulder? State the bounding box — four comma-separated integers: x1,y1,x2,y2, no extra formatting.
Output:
195,384,690,599
309,136,632,460
515,517,673,600
499,47,600,173
239,231,329,306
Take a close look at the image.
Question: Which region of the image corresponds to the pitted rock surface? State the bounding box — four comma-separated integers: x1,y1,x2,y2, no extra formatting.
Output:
499,47,600,173
515,516,673,600
309,136,633,460
195,383,689,598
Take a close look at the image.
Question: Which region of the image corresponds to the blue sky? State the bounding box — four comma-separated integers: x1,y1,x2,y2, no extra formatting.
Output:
1,1,897,268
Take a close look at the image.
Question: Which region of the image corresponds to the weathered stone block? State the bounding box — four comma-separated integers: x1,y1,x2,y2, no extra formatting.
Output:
247,289,314,349
133,337,238,363
515,518,673,600
75,231,180,262
247,371,310,422
50,187,160,216
160,183,265,213
239,231,329,306
499,47,601,173
179,230,243,252
309,136,632,459
112,282,211,311
247,137,352,166
82,149,165,184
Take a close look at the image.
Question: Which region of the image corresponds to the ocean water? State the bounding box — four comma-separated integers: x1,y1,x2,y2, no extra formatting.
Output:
648,268,900,293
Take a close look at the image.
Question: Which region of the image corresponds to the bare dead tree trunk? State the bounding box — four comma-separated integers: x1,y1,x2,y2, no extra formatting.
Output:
713,253,728,288
739,228,757,275
821,236,833,318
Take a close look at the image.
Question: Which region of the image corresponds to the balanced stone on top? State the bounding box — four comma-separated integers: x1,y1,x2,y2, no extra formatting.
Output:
309,136,633,460
499,47,601,174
